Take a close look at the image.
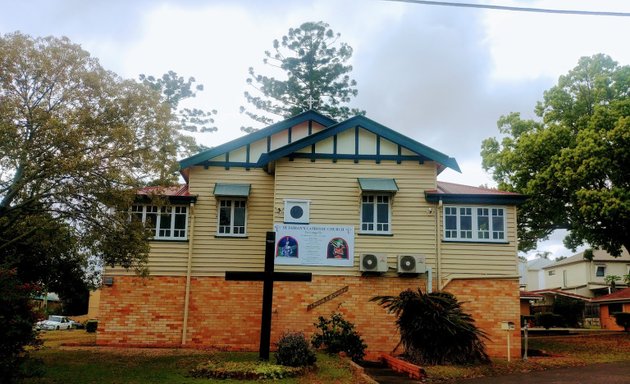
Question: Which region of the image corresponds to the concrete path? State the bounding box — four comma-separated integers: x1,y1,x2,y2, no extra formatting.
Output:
451,362,630,384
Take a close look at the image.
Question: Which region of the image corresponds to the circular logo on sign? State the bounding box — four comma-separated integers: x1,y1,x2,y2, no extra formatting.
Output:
290,205,304,219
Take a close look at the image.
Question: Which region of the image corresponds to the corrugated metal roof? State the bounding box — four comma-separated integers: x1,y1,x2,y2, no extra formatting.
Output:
544,248,630,269
591,287,630,303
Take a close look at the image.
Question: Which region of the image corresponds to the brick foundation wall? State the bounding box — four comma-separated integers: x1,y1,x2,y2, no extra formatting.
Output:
443,278,521,359
98,275,520,358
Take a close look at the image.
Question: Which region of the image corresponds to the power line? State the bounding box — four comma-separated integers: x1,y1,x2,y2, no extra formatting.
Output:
385,0,630,17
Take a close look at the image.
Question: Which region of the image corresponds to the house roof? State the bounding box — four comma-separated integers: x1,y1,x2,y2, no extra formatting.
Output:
136,185,196,203
424,181,526,205
256,114,460,172
591,287,630,303
531,289,593,302
520,290,544,300
179,110,337,170
527,258,555,270
543,248,630,269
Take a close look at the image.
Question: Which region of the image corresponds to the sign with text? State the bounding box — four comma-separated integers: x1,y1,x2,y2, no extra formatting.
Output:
273,224,355,267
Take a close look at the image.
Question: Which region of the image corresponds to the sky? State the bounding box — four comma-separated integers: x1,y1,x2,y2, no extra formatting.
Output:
2,0,629,259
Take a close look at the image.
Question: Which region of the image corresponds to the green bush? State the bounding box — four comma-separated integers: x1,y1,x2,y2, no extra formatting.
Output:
613,312,630,332
0,268,41,384
85,320,98,333
275,332,316,367
311,312,367,362
535,312,562,329
552,296,585,327
190,360,306,380
371,288,489,365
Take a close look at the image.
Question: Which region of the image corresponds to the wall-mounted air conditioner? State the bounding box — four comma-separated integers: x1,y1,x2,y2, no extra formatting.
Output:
360,253,388,273
284,199,310,224
397,255,426,274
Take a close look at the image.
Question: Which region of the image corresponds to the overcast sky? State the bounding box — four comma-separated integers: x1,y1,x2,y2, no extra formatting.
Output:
2,0,629,258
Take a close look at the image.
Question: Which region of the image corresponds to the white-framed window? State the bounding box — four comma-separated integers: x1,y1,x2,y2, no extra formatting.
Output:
218,199,247,236
595,265,606,277
443,206,506,242
132,204,188,240
361,194,391,234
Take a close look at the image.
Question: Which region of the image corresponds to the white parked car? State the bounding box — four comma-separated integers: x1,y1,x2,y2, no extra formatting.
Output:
36,315,73,330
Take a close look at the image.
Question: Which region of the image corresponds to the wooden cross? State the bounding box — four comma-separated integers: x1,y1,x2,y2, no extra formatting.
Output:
225,231,312,360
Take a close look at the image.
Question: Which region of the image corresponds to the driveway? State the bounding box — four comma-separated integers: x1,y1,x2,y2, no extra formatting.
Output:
452,362,630,384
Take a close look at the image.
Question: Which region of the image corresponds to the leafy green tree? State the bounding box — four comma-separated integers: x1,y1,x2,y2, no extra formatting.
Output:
371,289,489,365
481,54,630,255
0,32,179,370
241,21,364,131
139,71,217,158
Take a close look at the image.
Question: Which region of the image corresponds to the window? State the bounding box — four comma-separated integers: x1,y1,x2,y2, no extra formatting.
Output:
548,270,556,276
218,199,247,236
361,194,391,234
132,205,188,240
443,205,506,242
608,303,623,315
595,265,606,277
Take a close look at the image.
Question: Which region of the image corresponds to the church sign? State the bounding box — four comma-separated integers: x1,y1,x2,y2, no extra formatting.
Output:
273,224,355,267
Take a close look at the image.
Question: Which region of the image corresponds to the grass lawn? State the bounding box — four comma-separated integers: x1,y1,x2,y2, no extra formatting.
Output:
423,332,630,382
24,331,358,384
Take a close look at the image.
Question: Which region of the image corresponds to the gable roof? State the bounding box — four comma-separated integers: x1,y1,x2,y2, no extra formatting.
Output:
591,287,630,303
179,110,337,170
520,290,544,300
424,181,526,204
544,248,630,269
257,114,460,172
527,258,555,270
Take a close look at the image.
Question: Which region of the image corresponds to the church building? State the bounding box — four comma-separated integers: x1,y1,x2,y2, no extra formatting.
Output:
98,110,525,358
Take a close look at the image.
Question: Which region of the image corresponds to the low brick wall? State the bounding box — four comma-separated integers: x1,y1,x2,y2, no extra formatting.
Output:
98,275,520,358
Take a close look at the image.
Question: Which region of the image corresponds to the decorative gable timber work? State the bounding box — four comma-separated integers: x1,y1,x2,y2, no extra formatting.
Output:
179,111,460,175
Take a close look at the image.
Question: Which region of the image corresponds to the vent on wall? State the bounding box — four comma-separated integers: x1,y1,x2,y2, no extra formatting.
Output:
397,255,426,274
360,253,388,273
284,199,310,224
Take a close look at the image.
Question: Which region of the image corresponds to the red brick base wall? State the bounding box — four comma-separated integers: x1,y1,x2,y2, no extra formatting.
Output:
98,275,520,358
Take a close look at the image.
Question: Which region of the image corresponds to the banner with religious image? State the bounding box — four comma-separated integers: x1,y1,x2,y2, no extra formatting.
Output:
273,224,355,267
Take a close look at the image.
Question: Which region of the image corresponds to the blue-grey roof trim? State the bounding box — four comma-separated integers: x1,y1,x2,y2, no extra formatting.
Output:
179,110,337,169
424,193,527,205
257,115,461,172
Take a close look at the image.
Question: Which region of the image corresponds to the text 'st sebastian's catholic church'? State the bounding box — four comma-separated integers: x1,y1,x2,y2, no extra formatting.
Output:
98,110,525,358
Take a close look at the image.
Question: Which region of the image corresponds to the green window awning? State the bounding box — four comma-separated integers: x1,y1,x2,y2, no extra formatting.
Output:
213,183,251,197
358,178,398,193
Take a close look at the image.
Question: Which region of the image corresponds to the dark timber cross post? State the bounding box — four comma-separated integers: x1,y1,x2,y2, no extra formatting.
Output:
225,231,312,360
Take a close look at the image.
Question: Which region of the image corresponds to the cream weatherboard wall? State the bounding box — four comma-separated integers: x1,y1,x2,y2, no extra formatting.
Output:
439,205,519,280
273,158,438,276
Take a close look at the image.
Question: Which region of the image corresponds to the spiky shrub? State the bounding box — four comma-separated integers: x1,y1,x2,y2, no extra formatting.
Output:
275,332,316,367
311,312,367,362
371,288,490,365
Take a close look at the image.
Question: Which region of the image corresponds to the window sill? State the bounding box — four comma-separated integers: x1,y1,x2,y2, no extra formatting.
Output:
150,238,189,242
441,239,509,244
215,235,248,239
358,232,394,237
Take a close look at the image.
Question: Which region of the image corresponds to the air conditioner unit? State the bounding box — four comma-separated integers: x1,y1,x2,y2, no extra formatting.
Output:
397,255,426,274
284,199,310,224
360,253,388,273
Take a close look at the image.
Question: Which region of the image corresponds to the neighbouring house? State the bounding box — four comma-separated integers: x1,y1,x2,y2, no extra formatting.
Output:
519,290,543,318
591,287,630,330
523,258,555,291
31,292,62,314
98,110,526,358
542,249,630,298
